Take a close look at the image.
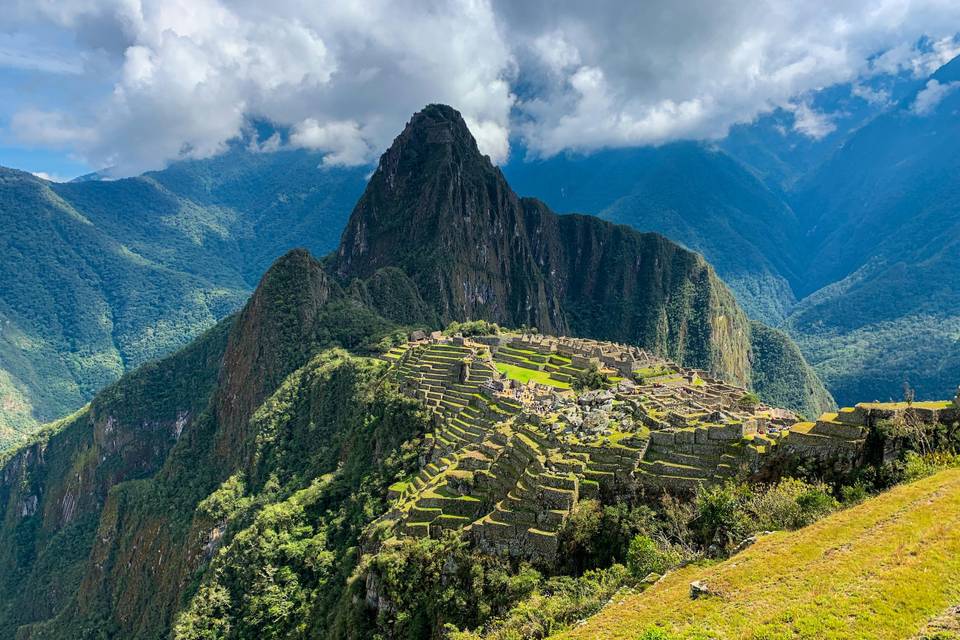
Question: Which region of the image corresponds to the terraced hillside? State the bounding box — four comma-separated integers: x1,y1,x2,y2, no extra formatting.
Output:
372,331,958,564
556,467,960,640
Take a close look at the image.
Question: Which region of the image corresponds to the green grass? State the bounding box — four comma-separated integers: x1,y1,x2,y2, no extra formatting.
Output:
557,468,960,640
495,363,571,389
858,400,954,410
633,366,676,379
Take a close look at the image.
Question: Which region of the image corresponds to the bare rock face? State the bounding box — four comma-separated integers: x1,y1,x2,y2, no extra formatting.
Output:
335,104,563,334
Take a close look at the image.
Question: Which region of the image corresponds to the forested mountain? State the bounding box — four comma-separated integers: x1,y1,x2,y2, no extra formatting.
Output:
0,105,842,639
509,55,960,406
504,143,803,325
0,151,366,445
784,55,960,404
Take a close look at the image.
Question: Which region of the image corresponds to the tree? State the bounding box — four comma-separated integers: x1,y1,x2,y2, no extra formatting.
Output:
572,363,608,391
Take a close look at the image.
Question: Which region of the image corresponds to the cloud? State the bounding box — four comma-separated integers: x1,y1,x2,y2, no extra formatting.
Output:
869,35,960,78
3,0,960,174
498,1,960,156
851,83,891,105
788,101,837,139
31,171,69,182
290,119,371,166
5,0,515,175
0,33,84,74
911,78,960,115
11,109,96,145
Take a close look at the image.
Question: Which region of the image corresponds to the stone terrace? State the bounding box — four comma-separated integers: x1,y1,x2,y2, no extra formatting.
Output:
375,331,960,563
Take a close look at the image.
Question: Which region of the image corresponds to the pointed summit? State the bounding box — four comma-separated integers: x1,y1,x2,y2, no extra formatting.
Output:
334,104,559,329
334,104,515,277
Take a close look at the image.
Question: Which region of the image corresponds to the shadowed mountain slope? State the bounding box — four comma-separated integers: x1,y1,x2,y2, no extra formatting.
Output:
333,105,831,415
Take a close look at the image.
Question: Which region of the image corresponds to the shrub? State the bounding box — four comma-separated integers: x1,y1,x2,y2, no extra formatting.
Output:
840,482,869,505
737,391,760,409
572,364,609,391
626,535,681,578
902,450,960,481
693,482,752,550
748,478,838,531
444,320,501,337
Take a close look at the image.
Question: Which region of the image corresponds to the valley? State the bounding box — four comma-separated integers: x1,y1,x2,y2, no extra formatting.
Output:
3,104,957,639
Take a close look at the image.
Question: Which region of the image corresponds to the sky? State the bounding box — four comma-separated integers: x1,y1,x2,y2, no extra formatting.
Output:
1,0,959,180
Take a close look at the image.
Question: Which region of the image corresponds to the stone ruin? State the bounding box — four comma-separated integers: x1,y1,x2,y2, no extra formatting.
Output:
374,331,960,563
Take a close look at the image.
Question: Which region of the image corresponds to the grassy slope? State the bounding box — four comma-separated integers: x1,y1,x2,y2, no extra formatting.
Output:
559,468,960,640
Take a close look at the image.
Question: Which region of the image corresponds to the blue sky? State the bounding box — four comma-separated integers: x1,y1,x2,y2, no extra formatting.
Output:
1,1,959,180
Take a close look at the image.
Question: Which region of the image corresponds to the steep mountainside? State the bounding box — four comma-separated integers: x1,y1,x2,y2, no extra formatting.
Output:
785,55,960,404
0,248,407,639
0,105,843,640
505,143,802,324
334,105,831,415
0,152,366,443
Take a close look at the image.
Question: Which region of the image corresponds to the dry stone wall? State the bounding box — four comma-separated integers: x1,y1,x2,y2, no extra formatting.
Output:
375,332,958,563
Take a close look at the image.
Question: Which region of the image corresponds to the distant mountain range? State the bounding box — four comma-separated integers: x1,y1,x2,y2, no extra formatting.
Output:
507,55,960,405
2,55,958,440
0,152,366,446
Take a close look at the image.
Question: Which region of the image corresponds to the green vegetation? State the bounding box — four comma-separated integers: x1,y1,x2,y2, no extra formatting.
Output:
571,363,609,391
495,362,571,389
747,321,835,419
0,154,367,447
444,320,502,337
558,468,960,640
626,535,682,578
174,352,431,640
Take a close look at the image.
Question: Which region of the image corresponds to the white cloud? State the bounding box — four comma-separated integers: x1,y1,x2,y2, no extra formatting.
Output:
11,109,96,145
5,0,515,175
497,1,960,156
0,33,84,74
788,101,837,139
31,171,70,182
3,0,960,173
870,35,960,78
290,119,372,166
911,78,960,115
851,83,891,105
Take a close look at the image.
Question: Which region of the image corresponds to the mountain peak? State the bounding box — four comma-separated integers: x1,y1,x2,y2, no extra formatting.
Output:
373,103,489,184
403,104,479,148
333,103,518,284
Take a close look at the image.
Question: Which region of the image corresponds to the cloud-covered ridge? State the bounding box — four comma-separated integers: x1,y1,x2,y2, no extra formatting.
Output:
3,0,960,176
